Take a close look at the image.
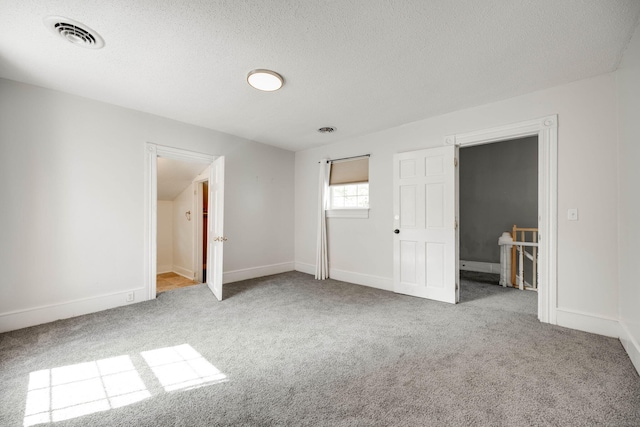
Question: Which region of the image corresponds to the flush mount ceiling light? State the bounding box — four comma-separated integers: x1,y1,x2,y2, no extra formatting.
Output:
318,127,336,134
44,16,105,49
247,69,284,91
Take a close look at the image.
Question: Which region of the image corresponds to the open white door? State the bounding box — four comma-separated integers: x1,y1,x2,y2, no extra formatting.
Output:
393,146,459,303
207,156,225,301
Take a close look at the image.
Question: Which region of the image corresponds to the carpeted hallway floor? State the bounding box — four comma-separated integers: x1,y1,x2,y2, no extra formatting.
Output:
1,271,638,426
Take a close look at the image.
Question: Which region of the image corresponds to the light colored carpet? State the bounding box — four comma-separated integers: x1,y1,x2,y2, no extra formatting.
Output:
1,271,638,426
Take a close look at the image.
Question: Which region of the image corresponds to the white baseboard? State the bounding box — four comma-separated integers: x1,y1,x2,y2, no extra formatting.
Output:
329,268,394,292
619,320,640,376
173,265,194,280
0,262,294,333
0,288,146,333
223,262,294,284
556,308,620,338
460,260,501,274
294,262,393,292
157,265,172,274
295,262,315,275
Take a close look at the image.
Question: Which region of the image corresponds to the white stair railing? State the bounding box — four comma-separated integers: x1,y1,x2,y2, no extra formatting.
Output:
514,241,538,290
498,226,539,291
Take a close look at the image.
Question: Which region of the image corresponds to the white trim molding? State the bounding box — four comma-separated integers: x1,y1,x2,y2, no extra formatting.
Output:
144,143,158,301
173,266,194,280
0,288,146,333
459,260,501,274
326,208,369,219
619,320,640,376
294,262,393,292
329,268,393,291
445,116,557,147
295,262,316,275
446,115,558,325
556,308,620,338
157,265,173,275
223,262,294,284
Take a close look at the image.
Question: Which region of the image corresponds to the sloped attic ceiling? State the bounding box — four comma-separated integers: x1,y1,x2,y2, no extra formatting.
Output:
157,158,209,201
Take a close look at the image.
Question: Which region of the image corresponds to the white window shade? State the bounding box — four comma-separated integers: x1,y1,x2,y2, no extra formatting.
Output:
329,158,369,185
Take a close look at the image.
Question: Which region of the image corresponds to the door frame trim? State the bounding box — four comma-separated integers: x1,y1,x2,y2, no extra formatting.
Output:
445,115,558,324
144,143,216,300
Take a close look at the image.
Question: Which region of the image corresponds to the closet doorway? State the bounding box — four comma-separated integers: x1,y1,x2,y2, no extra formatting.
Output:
144,144,226,302
156,157,209,293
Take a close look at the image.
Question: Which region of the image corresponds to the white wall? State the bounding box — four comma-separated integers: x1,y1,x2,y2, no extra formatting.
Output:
616,22,640,374
0,78,295,332
157,200,174,273
172,184,194,278
296,73,620,333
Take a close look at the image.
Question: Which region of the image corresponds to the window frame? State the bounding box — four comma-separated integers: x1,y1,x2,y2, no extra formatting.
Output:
325,155,370,219
326,182,370,219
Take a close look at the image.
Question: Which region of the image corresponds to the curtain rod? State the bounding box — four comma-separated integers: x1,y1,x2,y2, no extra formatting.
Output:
318,154,370,164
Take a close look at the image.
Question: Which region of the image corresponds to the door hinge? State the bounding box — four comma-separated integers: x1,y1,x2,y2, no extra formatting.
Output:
454,157,458,167
454,219,458,229
456,283,459,291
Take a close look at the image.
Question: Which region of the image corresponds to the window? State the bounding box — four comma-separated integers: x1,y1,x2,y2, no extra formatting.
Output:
330,183,369,208
327,156,369,218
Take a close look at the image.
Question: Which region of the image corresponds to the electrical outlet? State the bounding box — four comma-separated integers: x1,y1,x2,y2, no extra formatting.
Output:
126,292,134,302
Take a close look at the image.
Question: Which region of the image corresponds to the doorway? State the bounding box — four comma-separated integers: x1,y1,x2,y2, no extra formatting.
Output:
144,144,226,302
448,115,558,324
155,157,209,293
392,115,557,324
458,136,539,313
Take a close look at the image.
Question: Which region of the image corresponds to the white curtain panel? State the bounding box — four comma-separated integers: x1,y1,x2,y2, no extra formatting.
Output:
315,159,330,279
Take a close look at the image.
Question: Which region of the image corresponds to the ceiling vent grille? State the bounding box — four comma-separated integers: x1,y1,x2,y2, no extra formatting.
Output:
318,127,336,134
44,16,104,49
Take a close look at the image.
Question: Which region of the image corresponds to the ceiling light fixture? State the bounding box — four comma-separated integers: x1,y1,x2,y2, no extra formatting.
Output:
44,16,105,49
247,69,284,91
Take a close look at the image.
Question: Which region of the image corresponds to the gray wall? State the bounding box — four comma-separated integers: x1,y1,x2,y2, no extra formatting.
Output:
459,137,538,263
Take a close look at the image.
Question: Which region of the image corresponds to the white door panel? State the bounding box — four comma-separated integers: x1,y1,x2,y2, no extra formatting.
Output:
426,183,445,228
393,146,458,304
400,184,420,228
207,156,225,301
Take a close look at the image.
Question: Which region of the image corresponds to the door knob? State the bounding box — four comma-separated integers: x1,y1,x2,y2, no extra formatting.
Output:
394,229,400,234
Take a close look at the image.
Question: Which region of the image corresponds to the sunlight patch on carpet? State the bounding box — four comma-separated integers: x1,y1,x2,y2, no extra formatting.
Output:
23,355,149,426
23,345,227,426
141,344,228,392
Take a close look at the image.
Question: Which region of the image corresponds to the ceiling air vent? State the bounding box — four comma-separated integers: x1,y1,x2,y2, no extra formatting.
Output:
318,127,336,134
44,16,105,49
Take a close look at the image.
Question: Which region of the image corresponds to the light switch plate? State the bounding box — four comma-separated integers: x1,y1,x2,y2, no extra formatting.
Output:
567,208,578,221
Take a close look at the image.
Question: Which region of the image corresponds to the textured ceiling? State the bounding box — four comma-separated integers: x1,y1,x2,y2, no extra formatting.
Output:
157,158,208,201
1,1,639,152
